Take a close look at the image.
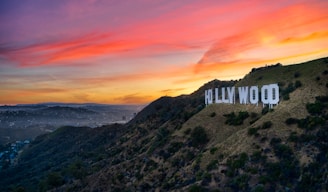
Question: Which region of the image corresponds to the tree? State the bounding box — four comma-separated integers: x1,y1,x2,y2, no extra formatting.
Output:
47,172,64,189
191,126,209,147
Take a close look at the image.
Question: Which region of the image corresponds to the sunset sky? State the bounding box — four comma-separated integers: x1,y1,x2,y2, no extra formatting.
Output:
1,0,328,105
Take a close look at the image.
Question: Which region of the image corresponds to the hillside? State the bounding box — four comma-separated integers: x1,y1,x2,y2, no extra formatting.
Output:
0,57,327,191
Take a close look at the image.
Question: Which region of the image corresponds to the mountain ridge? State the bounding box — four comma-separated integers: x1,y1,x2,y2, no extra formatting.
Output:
0,56,327,191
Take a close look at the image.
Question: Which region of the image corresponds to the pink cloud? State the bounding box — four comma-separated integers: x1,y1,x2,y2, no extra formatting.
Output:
193,1,328,74
1,0,328,105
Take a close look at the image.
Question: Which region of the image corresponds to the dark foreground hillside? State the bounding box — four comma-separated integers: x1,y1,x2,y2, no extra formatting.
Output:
0,57,327,191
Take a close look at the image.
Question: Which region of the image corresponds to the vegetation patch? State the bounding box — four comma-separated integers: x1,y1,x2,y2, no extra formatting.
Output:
209,112,216,117
261,106,273,115
294,72,300,78
261,121,273,129
167,142,183,154
248,127,259,136
188,184,206,192
285,118,298,125
224,111,249,126
295,80,302,88
206,160,218,171
297,116,325,130
281,83,295,100
210,147,218,154
306,101,325,115
191,126,209,147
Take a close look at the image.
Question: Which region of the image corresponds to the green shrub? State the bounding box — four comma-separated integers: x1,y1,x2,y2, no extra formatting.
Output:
47,172,64,189
210,147,218,154
274,144,293,159
251,151,266,163
278,81,286,87
306,102,324,115
209,112,216,117
264,158,300,185
238,111,250,119
206,160,218,171
248,127,259,136
250,112,258,118
229,174,250,191
65,160,87,179
260,137,267,143
288,132,299,142
299,134,316,142
149,127,170,153
285,118,298,125
189,184,206,192
264,162,281,182
261,121,272,129
228,153,248,170
184,128,191,135
168,142,183,154
287,82,296,92
283,94,290,100
224,111,249,125
252,184,265,192
297,116,325,130
261,106,269,115
270,137,282,146
281,82,296,100
295,80,302,88
294,72,300,78
191,126,209,147
315,96,328,102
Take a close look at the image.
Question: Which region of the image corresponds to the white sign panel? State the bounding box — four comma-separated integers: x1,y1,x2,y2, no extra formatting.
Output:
205,83,279,108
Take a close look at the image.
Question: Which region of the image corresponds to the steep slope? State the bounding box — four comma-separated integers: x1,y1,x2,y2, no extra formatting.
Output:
1,57,327,192
80,57,328,191
181,57,327,154
0,78,235,191
0,124,127,191
174,57,328,190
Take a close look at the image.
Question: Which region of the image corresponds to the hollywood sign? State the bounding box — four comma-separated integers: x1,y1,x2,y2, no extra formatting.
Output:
205,83,279,108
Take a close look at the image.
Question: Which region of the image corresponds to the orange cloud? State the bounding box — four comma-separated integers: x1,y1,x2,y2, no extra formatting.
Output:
193,1,328,78
41,40,147,65
114,93,156,104
1,32,202,68
1,33,150,67
160,88,186,95
280,31,328,44
0,88,69,104
193,49,328,78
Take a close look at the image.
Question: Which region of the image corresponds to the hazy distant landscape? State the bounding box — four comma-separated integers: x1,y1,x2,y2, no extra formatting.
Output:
0,103,143,144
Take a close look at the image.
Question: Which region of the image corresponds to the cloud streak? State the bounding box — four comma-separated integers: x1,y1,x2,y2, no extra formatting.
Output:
0,0,328,104
194,2,328,75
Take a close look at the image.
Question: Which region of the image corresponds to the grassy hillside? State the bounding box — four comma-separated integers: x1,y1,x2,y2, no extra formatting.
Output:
181,57,327,152
175,57,328,190
1,57,327,192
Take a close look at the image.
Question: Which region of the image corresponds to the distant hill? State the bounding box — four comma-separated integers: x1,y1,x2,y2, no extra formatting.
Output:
0,57,327,191
0,104,143,145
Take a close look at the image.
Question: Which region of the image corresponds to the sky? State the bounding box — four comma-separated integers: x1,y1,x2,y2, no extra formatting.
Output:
0,0,328,105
